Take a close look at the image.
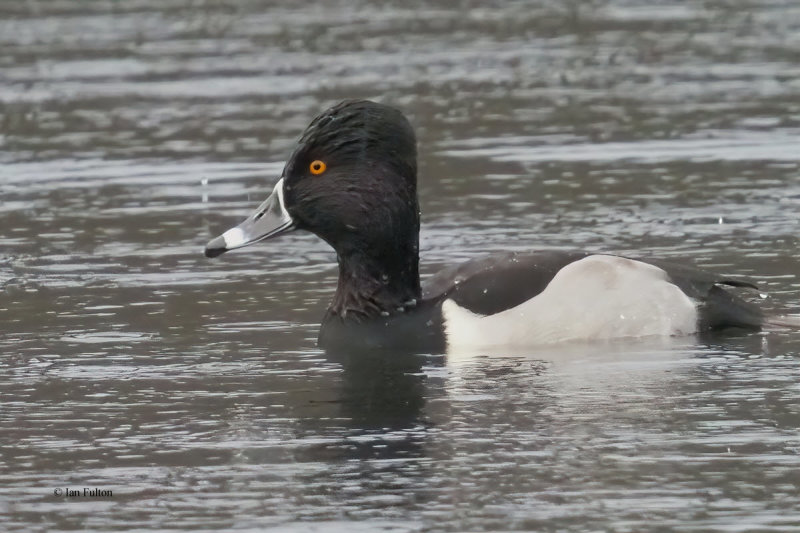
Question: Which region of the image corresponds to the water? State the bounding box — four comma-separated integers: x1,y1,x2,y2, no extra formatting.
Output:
2,1,800,531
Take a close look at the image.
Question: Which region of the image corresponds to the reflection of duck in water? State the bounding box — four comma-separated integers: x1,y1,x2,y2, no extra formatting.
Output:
329,348,433,430
205,100,794,352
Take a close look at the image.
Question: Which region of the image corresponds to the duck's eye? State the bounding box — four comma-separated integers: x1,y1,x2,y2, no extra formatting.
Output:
309,160,327,175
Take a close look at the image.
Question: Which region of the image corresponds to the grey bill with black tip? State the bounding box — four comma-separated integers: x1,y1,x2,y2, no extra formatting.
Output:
204,178,295,258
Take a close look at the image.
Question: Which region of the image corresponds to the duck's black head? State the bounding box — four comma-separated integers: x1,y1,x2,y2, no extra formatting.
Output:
205,100,422,319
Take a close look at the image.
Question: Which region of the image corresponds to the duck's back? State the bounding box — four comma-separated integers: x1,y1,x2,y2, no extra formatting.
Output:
422,250,592,315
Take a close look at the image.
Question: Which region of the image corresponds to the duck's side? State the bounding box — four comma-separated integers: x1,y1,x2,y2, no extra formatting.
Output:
423,251,762,351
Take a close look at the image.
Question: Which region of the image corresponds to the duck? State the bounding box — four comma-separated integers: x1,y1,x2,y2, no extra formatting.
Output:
204,99,788,352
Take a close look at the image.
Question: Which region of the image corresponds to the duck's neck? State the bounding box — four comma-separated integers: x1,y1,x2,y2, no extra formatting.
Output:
329,240,421,321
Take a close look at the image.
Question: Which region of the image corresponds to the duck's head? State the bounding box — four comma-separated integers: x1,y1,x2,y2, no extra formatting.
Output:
205,100,419,260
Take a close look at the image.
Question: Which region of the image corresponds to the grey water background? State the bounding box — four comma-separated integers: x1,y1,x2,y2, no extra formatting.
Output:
2,0,800,531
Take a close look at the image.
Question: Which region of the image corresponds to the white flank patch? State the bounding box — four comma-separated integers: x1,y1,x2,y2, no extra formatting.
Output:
222,227,246,248
442,255,698,350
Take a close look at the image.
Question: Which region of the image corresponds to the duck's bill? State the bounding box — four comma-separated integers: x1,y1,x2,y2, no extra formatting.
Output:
204,178,296,258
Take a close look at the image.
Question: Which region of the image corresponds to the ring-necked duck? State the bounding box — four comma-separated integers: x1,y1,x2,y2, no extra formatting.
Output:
205,100,791,351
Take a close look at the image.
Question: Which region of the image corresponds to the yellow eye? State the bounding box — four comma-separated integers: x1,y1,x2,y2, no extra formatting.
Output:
309,160,327,175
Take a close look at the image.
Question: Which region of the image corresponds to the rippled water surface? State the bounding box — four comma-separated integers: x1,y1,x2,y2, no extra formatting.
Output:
3,1,800,531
